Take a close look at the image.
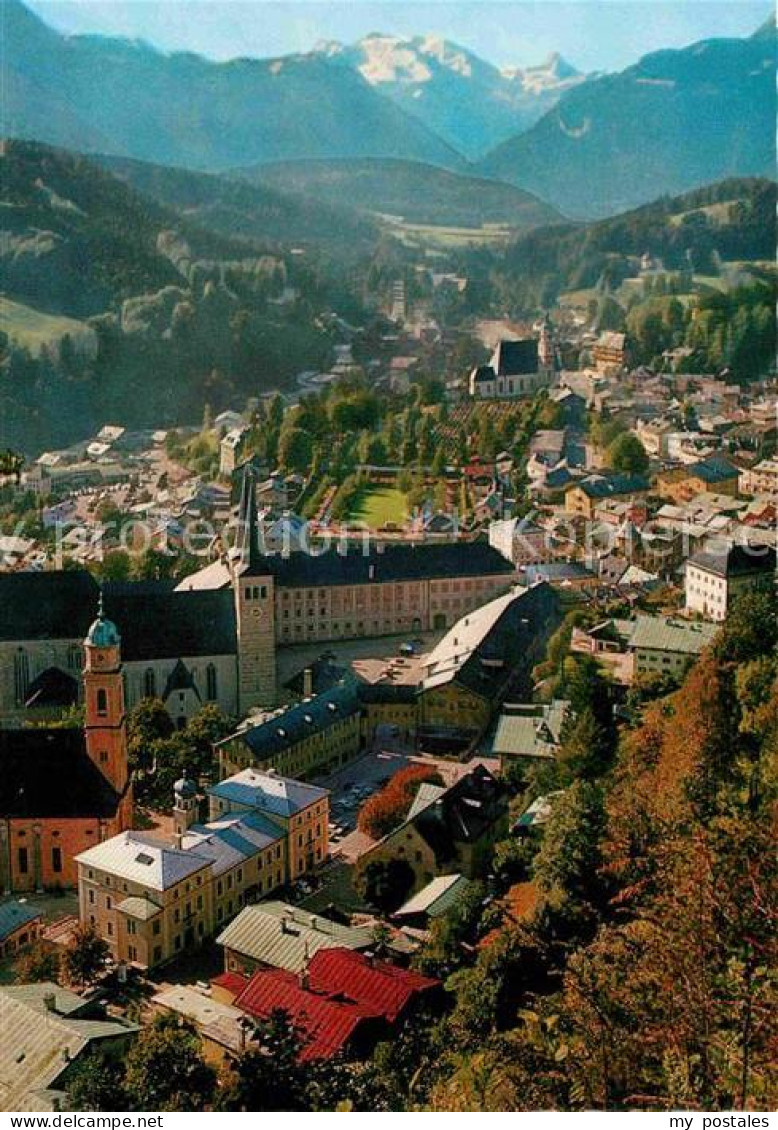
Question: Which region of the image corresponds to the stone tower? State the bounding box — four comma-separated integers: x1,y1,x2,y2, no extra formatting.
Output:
83,595,129,796
173,773,199,837
538,314,555,371
234,470,277,712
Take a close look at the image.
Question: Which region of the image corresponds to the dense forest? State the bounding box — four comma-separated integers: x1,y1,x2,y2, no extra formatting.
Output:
481,177,776,312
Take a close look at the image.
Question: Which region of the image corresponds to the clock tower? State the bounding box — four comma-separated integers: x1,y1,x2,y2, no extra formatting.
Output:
234,470,277,712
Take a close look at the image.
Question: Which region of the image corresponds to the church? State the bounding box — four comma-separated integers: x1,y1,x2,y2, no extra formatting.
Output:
0,473,517,724
0,601,133,893
468,320,556,401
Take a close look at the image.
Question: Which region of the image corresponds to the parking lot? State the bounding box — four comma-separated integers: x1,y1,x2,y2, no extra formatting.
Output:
316,728,414,844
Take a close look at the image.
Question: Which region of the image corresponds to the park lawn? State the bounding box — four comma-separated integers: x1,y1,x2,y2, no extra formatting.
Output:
347,485,408,528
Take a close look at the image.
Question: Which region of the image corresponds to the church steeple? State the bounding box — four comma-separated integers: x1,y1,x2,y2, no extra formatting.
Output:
538,313,555,370
233,468,277,710
237,467,263,574
83,594,129,795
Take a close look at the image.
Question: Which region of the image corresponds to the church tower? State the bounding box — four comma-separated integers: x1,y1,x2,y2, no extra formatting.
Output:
173,773,199,837
538,314,555,372
234,470,277,713
83,595,129,796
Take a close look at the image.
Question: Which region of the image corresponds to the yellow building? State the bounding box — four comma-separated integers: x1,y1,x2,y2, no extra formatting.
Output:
656,456,740,503
216,680,365,780
207,768,330,881
76,770,329,969
357,765,508,894
564,473,650,520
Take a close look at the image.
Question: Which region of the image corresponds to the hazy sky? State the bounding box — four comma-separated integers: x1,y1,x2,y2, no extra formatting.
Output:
26,0,769,71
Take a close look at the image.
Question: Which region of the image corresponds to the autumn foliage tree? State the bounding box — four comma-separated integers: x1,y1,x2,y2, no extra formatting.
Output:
357,765,444,839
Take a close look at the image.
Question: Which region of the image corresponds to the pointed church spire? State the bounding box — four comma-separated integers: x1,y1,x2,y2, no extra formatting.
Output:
237,466,263,573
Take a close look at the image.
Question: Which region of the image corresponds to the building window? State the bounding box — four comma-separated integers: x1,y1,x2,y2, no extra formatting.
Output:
206,664,218,701
128,945,138,961
106,922,113,937
127,920,137,935
14,650,30,705
143,668,156,698
96,689,108,716
152,919,161,936
51,847,62,873
17,848,28,875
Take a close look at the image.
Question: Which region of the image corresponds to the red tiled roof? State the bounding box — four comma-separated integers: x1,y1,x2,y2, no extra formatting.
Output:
307,947,439,1022
211,972,249,998
235,968,375,1061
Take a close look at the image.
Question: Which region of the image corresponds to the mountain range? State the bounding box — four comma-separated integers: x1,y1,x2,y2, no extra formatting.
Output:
2,0,460,170
2,0,775,222
313,34,587,157
479,19,777,217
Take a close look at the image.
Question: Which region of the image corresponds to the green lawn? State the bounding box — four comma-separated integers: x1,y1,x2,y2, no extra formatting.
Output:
347,485,408,528
0,297,95,353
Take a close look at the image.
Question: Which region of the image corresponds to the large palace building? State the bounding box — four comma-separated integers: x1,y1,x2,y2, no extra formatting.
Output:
0,474,517,723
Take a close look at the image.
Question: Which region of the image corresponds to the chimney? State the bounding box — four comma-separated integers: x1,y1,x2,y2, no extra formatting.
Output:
280,915,289,934
173,833,183,850
303,667,314,699
43,992,57,1014
299,968,310,991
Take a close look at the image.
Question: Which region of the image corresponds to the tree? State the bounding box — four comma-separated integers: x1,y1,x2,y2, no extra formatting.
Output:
99,550,132,581
127,697,174,775
124,1014,217,1112
357,858,415,913
62,923,110,986
218,1011,309,1111
66,1048,130,1111
278,426,314,472
606,432,649,476
14,942,60,983
532,781,608,916
357,766,443,839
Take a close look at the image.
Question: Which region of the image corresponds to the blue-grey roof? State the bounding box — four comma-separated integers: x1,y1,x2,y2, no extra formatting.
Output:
0,901,43,942
209,768,328,819
628,616,719,654
689,544,776,579
571,473,650,499
86,613,120,648
216,902,373,972
689,455,739,484
182,811,284,874
0,984,138,1112
491,700,570,760
219,680,361,763
394,874,473,920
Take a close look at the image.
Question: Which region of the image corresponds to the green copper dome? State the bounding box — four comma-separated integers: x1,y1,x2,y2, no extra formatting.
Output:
86,593,121,647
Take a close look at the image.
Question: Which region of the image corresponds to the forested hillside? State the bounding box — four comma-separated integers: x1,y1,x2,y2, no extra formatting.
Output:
479,23,776,217
235,157,562,229
96,154,380,256
412,591,777,1111
0,142,359,452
